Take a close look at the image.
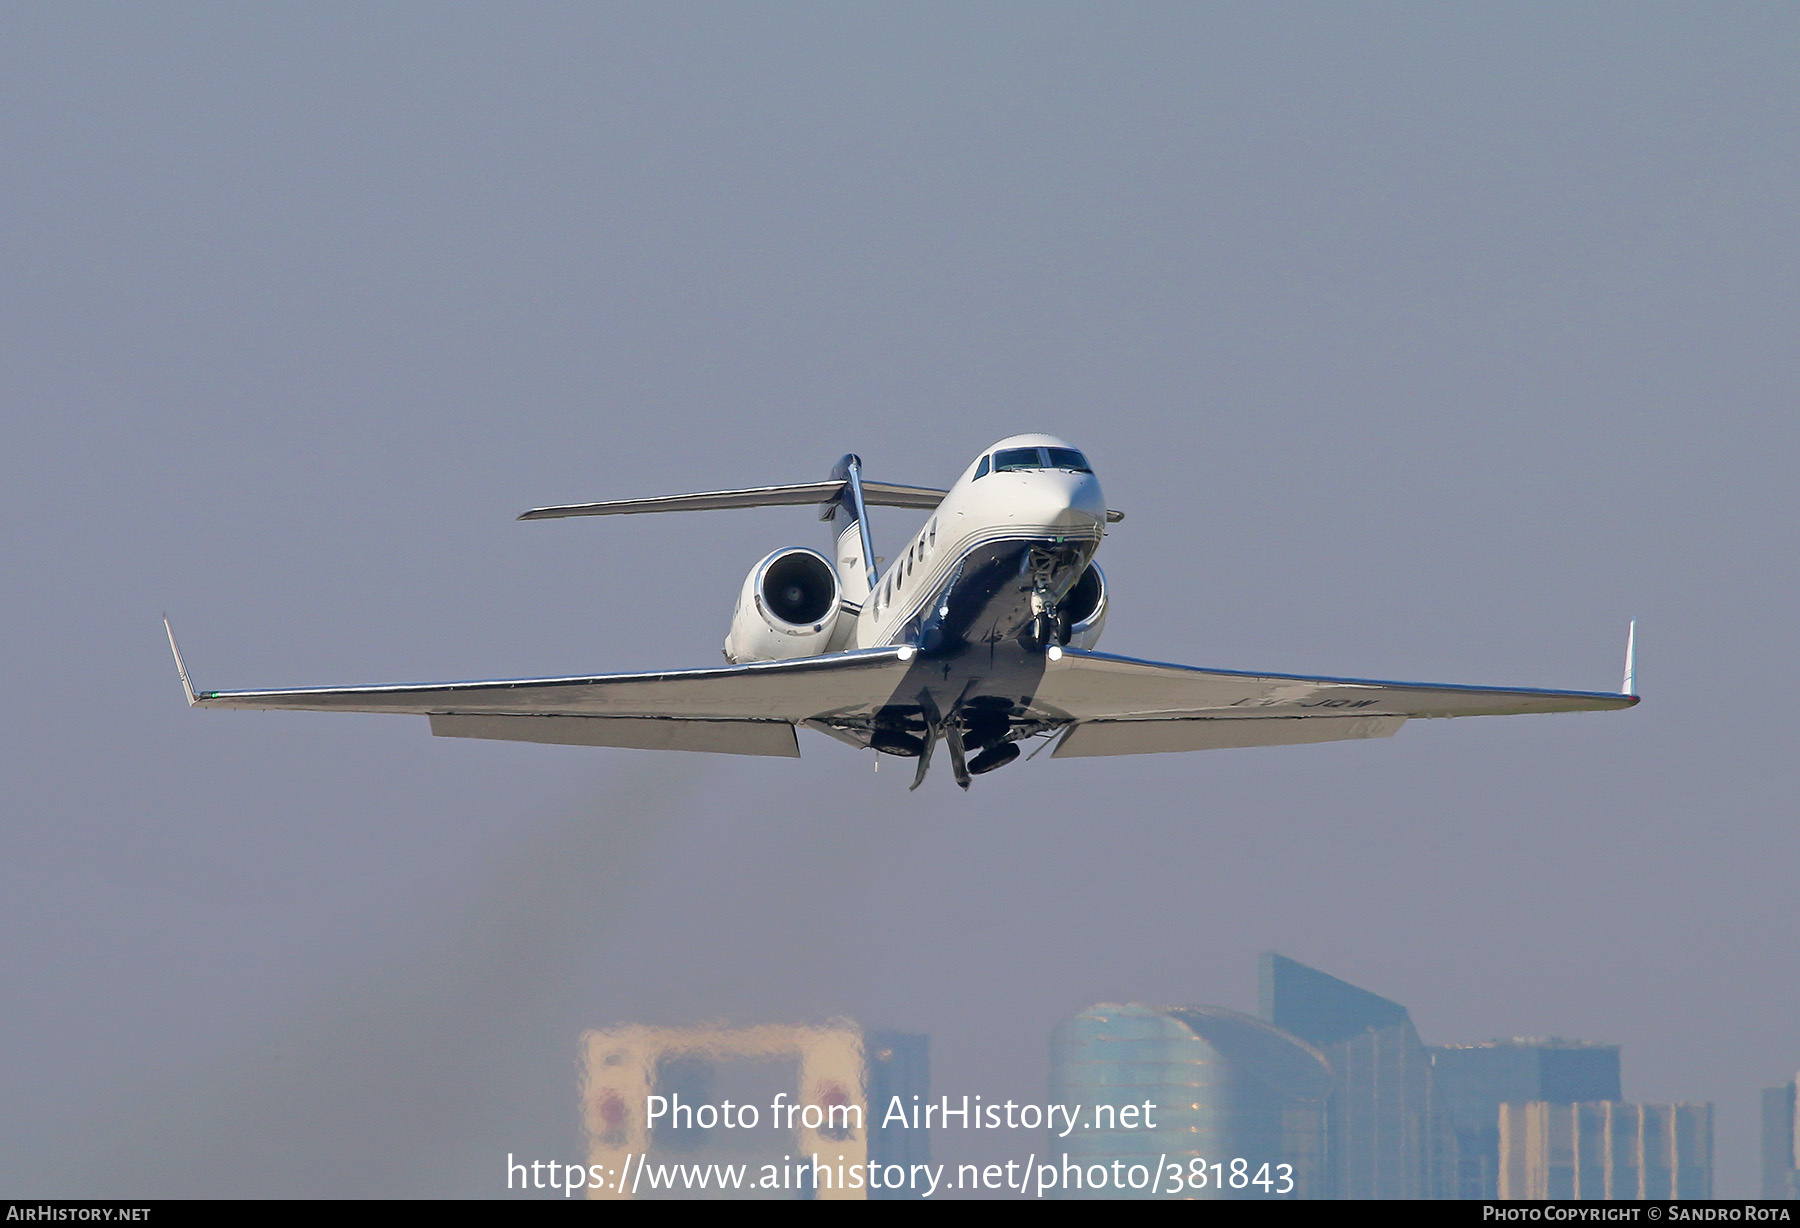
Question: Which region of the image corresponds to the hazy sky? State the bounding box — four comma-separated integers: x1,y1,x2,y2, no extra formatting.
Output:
2,3,1795,1198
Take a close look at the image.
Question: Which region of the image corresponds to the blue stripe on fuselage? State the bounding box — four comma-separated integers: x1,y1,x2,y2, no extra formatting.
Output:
854,535,1098,752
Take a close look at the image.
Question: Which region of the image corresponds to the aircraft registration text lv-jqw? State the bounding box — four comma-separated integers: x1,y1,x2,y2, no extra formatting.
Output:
165,434,1637,789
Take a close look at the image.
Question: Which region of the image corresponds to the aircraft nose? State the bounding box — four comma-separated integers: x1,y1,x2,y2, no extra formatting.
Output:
1007,471,1106,533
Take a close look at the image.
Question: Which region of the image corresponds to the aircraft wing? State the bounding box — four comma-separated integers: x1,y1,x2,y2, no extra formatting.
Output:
166,620,915,758
166,624,1635,763
1038,648,1637,757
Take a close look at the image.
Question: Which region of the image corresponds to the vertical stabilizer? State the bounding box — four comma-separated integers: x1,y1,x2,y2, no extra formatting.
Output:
821,454,878,607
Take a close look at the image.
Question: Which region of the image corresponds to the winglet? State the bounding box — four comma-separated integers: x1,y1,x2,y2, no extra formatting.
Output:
1621,619,1636,696
164,616,199,707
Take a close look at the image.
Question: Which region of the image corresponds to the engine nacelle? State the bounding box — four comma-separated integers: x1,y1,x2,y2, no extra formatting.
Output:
1059,562,1108,651
723,547,843,664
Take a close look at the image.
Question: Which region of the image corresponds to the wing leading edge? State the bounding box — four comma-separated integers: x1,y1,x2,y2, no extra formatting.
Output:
165,619,916,758
1037,647,1637,758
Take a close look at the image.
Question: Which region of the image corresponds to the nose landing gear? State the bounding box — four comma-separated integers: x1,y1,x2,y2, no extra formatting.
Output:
1024,585,1070,652
1019,545,1080,653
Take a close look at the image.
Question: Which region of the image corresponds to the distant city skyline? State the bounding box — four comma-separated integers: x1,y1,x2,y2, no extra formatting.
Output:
1048,954,1730,1200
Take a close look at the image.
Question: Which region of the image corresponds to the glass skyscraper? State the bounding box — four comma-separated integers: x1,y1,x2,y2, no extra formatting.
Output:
1258,953,1442,1199
1764,1074,1799,1199
1050,1002,1332,1199
1432,1038,1622,1199
1498,1100,1712,1199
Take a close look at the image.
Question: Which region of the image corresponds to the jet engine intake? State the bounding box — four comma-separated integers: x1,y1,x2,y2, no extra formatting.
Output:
723,547,843,663
1058,562,1107,650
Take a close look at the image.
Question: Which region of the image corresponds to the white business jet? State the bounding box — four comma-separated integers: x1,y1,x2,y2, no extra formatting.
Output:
165,434,1637,790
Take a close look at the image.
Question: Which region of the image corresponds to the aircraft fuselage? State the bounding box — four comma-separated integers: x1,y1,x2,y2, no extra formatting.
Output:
828,434,1110,784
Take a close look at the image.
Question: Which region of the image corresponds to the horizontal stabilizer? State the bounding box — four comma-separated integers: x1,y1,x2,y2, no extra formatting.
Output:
521,482,1126,523
519,480,947,520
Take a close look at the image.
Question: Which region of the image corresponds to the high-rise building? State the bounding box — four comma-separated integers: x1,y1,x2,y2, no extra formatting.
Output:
1432,1039,1622,1199
579,1021,928,1200
1498,1101,1712,1199
1258,953,1443,1198
1763,1075,1799,1199
1050,1002,1332,1200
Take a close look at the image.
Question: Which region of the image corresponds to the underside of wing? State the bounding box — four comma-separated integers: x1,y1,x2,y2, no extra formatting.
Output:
177,635,917,758
427,714,802,757
1036,648,1637,758
1055,714,1407,757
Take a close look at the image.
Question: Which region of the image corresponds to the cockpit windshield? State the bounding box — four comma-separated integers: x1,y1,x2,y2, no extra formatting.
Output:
984,446,1092,476
992,447,1045,473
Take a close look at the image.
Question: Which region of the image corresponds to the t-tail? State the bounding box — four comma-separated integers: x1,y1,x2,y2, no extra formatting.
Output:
515,458,948,657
